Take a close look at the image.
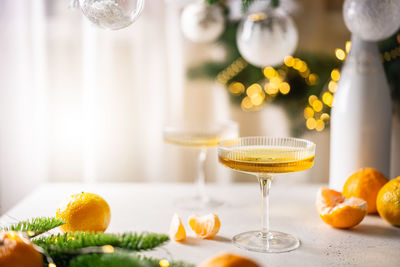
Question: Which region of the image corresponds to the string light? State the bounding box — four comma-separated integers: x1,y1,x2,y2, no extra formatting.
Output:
263,66,277,79
48,264,57,267
328,80,337,93
335,48,346,61
102,245,114,253
241,96,253,111
216,57,248,85
330,69,340,82
304,107,314,119
308,95,318,106
322,92,333,107
320,113,330,121
382,38,400,62
284,55,294,67
315,119,325,131
306,118,317,130
306,73,318,85
159,259,170,267
228,82,245,95
312,99,323,112
279,82,290,94
225,37,398,131
345,41,352,54
27,231,35,237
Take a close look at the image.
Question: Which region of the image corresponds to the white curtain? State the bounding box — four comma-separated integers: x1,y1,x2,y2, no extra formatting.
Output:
0,0,243,211
0,0,302,211
0,0,172,210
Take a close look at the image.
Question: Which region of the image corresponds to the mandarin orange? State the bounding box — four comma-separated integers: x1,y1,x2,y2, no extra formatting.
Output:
376,177,400,226
169,213,186,242
0,231,43,267
342,168,388,213
197,252,260,267
188,213,220,239
56,192,111,233
316,187,367,228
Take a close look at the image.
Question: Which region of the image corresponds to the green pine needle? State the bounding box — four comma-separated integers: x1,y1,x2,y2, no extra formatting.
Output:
69,252,195,267
34,232,169,267
0,217,65,237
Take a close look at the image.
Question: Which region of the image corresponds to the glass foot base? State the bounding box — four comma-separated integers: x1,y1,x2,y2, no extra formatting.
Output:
232,230,300,253
174,195,223,210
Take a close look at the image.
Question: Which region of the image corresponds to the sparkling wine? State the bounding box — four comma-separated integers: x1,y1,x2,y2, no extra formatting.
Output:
218,146,315,173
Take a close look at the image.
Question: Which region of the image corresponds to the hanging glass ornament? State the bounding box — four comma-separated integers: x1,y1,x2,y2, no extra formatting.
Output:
70,0,80,8
236,4,298,67
180,1,225,43
79,0,145,30
343,0,400,41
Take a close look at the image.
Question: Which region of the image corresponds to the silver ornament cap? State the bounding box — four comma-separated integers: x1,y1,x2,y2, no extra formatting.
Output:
343,0,400,41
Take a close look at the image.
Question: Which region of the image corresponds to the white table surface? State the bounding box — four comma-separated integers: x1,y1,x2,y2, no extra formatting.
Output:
1,182,399,267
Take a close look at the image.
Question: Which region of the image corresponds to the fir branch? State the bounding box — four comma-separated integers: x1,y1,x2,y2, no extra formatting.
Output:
0,217,65,237
69,252,195,267
34,232,169,267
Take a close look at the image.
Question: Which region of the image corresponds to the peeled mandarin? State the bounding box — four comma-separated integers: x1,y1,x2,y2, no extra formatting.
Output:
316,187,367,229
197,252,260,267
343,168,388,213
188,213,220,239
169,213,186,242
376,176,400,226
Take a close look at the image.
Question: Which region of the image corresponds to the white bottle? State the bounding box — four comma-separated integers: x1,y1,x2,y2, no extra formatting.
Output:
329,36,392,190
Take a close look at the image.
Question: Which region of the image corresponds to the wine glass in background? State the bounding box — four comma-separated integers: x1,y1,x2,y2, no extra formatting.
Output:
164,121,239,210
218,136,315,253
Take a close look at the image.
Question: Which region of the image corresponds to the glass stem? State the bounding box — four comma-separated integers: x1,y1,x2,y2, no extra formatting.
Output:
196,147,207,201
258,174,273,237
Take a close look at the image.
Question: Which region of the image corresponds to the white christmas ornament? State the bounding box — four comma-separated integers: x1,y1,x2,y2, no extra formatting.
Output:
79,0,145,30
343,0,400,41
236,7,298,67
180,2,225,43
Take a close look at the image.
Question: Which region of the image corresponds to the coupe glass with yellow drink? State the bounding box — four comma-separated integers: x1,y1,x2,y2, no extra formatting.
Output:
218,136,315,253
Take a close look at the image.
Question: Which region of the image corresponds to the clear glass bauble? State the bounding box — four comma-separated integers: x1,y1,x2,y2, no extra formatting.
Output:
236,7,298,67
343,0,400,41
180,1,225,43
79,0,145,30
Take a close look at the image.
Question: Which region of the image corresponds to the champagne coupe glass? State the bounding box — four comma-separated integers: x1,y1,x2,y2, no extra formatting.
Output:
218,136,315,253
164,121,239,210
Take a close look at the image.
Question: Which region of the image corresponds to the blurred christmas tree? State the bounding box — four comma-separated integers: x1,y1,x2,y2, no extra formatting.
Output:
190,0,400,135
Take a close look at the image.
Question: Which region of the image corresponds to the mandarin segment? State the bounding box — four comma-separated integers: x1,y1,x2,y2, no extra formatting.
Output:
343,168,388,213
0,232,43,267
56,192,111,233
316,187,367,229
188,213,220,239
377,177,400,226
198,252,260,267
169,213,186,242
